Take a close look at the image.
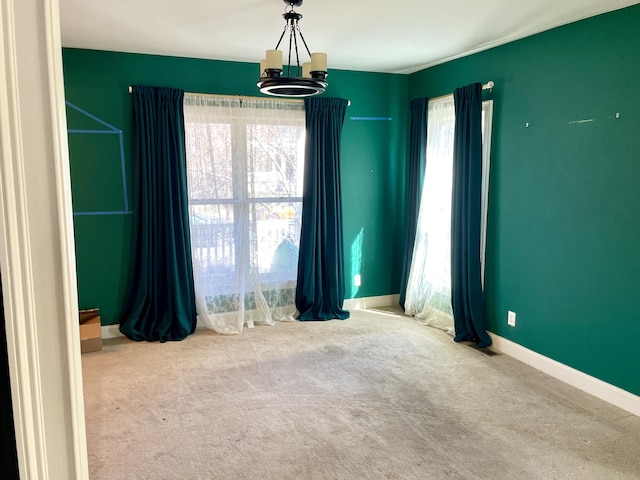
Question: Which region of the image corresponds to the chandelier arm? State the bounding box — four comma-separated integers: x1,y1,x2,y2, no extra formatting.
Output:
297,29,312,58
292,21,301,73
275,24,288,50
287,20,295,76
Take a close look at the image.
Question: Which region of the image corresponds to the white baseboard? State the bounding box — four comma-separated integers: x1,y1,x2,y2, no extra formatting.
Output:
102,295,401,339
489,332,640,417
101,324,123,340
344,294,400,310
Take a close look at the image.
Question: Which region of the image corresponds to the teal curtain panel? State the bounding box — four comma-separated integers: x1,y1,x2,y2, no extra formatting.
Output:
119,86,197,342
296,97,350,321
399,97,428,309
451,83,492,348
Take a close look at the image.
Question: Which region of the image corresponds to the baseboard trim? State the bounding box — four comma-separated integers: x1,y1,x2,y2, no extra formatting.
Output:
101,295,401,339
344,294,400,310
101,324,122,340
489,332,640,417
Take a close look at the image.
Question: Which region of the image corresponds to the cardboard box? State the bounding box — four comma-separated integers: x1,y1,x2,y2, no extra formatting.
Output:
79,309,102,353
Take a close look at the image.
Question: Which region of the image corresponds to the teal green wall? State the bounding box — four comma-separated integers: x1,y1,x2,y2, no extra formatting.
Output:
62,49,408,327
409,5,640,395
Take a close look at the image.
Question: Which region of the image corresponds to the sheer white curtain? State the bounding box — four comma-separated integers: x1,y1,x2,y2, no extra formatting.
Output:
184,94,306,334
405,96,456,333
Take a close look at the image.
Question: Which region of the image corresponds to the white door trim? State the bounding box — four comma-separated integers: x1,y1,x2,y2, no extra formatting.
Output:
0,0,89,478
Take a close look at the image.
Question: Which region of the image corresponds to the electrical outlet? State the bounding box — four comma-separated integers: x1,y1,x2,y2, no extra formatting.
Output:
507,310,516,327
354,274,361,287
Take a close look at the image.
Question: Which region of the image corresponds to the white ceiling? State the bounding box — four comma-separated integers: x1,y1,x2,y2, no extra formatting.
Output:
59,0,639,74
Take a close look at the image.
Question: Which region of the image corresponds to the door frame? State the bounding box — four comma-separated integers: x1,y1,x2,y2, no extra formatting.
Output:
0,0,89,478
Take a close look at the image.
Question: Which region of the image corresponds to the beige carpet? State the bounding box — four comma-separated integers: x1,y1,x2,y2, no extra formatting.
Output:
82,308,640,479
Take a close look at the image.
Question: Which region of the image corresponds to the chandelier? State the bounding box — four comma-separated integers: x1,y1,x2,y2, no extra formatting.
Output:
257,0,328,97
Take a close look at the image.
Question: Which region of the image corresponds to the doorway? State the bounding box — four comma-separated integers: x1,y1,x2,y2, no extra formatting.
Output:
0,275,19,479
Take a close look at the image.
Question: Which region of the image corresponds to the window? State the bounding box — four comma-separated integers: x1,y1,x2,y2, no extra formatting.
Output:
184,95,305,330
480,100,493,282
404,96,493,329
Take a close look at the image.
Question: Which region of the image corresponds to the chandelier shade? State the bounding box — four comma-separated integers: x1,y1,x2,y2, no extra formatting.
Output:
257,0,328,97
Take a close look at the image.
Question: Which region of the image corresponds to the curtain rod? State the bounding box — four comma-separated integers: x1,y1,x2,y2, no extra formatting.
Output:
127,86,351,105
127,87,300,103
427,81,495,103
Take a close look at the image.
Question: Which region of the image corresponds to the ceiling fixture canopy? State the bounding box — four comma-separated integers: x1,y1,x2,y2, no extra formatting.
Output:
257,0,327,97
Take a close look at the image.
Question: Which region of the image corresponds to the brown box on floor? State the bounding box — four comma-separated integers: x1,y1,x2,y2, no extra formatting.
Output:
79,308,102,353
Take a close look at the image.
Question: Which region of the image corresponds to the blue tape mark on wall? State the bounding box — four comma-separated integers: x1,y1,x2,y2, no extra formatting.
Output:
66,102,121,132
349,116,393,121
66,101,132,216
118,129,129,212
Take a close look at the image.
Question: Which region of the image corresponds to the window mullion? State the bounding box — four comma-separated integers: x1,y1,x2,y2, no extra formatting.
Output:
231,116,250,282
